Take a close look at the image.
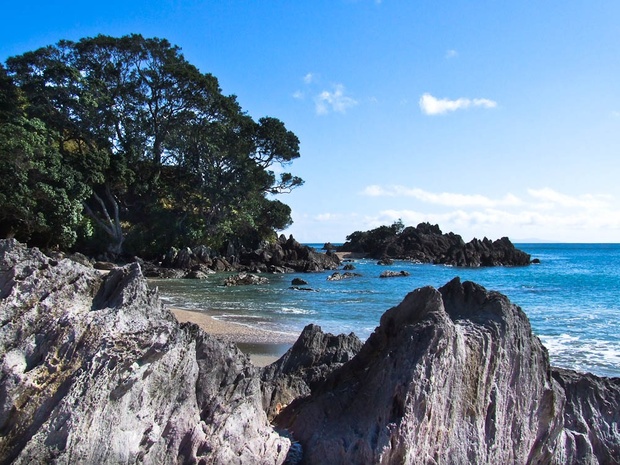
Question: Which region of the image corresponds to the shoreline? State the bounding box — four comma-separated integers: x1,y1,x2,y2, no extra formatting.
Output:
169,306,297,367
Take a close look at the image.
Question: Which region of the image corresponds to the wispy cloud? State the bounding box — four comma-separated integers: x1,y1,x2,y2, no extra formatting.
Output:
419,93,497,115
362,185,522,208
445,49,458,59
315,84,358,115
527,187,612,209
303,72,316,84
292,90,305,100
356,185,620,241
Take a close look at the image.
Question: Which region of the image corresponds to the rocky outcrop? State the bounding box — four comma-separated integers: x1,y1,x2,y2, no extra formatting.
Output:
379,270,410,278
3,240,618,465
274,278,620,464
261,325,362,421
338,222,532,267
0,239,289,464
239,235,340,273
223,272,270,286
145,236,340,277
551,368,620,464
327,271,362,281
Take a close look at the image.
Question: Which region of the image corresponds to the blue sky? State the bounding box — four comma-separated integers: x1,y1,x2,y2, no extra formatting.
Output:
2,1,619,242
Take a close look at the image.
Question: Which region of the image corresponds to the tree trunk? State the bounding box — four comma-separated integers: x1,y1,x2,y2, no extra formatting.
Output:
83,185,124,258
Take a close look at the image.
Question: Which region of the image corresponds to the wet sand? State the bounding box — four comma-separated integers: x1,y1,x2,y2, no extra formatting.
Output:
169,307,297,367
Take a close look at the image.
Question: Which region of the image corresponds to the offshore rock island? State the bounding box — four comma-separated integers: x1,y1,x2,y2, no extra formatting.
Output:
1,239,619,464
337,221,533,267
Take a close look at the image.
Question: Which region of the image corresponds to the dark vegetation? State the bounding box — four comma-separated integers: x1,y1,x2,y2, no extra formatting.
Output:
338,220,532,266
0,34,302,259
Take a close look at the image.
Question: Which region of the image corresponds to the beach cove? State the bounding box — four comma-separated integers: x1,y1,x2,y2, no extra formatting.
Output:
159,243,620,378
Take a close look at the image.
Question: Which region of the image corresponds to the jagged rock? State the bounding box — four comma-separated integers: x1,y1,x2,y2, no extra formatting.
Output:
275,278,620,464
261,324,362,421
0,239,289,464
192,245,214,264
223,272,269,286
379,270,410,278
291,278,308,286
239,235,340,273
338,222,532,267
141,263,185,279
377,258,394,266
551,368,620,464
327,271,361,281
183,269,212,279
342,264,356,271
212,257,234,272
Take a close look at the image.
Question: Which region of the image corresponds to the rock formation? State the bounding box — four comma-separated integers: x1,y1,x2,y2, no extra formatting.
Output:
145,235,340,277
261,324,362,421
223,272,270,286
327,271,362,281
2,240,618,465
0,239,289,464
239,235,340,273
274,278,620,464
338,222,532,267
379,270,410,278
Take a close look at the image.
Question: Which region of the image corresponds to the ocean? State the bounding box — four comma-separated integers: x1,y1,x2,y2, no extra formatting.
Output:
155,243,620,378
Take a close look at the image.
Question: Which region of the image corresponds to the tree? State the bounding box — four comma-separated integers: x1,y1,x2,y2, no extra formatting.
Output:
4,35,303,256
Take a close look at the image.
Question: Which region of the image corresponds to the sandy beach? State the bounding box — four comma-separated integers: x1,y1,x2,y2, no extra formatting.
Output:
169,307,298,367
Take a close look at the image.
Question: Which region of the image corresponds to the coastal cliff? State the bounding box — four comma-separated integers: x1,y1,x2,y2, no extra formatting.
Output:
1,240,618,464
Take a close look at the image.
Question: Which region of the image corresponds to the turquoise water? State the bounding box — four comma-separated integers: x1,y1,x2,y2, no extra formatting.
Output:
154,243,620,378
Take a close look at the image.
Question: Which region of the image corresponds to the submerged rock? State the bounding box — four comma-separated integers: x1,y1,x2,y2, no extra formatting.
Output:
274,277,620,465
0,239,289,464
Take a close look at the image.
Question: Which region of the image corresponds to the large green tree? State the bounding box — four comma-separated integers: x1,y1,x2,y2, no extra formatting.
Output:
0,64,90,248
4,35,302,257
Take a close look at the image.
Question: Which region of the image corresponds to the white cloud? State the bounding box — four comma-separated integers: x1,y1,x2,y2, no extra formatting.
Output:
303,73,315,84
353,185,620,241
445,49,458,59
292,90,305,100
315,213,340,222
527,188,612,209
419,93,497,115
315,84,358,115
362,185,522,208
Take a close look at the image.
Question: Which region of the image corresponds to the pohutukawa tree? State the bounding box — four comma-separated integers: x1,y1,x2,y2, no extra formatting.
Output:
2,34,302,257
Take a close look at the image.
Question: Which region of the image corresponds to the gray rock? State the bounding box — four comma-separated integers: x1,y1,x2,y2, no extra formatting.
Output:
261,324,362,421
327,271,361,281
379,270,410,278
0,239,289,464
275,277,620,465
223,272,269,286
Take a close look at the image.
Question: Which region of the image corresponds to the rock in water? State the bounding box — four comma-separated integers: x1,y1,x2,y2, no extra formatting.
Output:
0,239,289,464
274,277,620,465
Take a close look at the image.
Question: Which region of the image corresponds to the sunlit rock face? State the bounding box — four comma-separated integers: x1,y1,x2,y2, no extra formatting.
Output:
1,240,618,465
275,277,620,465
0,239,289,465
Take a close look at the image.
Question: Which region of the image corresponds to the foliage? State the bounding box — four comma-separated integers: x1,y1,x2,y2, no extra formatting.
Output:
2,35,302,256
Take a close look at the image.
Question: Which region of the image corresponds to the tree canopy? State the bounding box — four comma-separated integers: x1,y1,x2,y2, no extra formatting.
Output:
1,34,302,257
